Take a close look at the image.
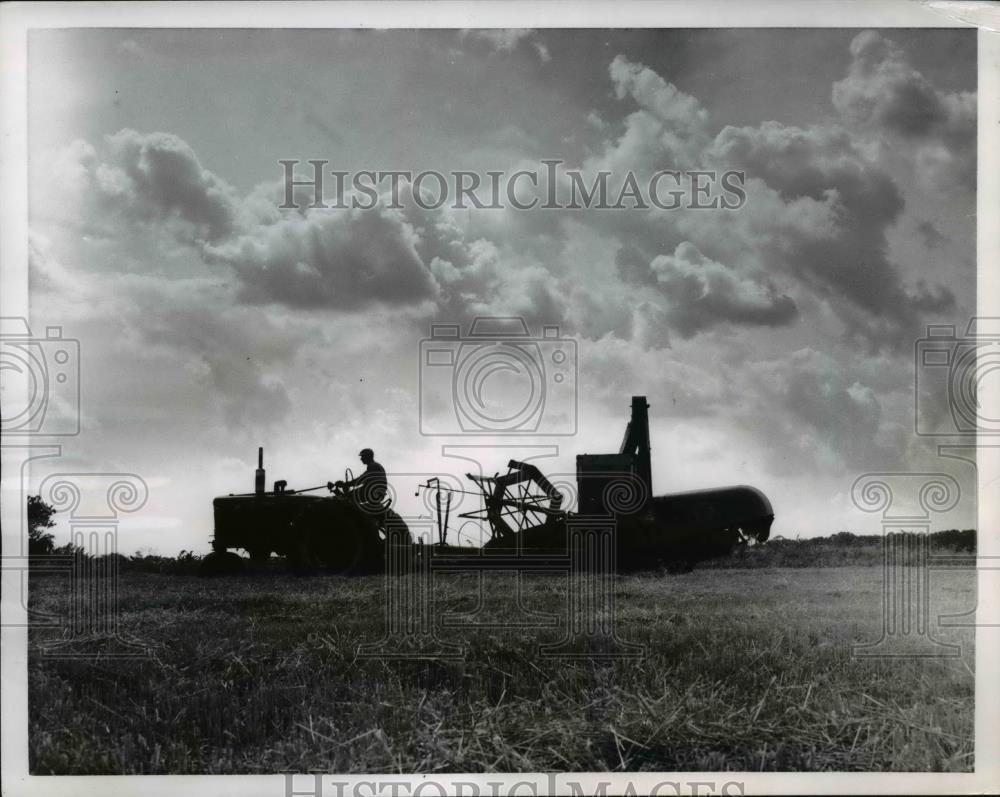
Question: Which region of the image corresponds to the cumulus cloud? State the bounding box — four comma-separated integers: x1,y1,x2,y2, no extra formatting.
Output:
605,55,710,168
834,31,967,138
609,56,708,139
620,241,797,337
65,129,241,242
202,204,439,310
29,232,88,298
705,121,954,348
832,30,975,189
50,33,963,357
558,50,953,351
39,35,961,370
54,30,968,352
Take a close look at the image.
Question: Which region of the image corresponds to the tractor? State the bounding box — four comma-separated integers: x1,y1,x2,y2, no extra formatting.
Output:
201,449,412,575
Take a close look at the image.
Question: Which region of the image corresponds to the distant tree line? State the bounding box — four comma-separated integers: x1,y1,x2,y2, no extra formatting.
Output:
705,528,976,569
827,529,975,552
27,494,976,573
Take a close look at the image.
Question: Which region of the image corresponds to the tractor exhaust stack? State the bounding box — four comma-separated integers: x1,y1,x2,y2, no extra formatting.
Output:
255,446,266,495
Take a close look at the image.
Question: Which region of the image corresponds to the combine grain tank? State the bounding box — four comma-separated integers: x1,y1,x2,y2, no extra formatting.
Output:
466,396,773,570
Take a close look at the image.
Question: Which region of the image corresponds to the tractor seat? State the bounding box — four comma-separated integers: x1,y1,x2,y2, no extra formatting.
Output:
357,495,392,518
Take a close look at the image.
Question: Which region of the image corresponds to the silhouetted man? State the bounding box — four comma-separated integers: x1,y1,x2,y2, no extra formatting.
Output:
330,448,388,516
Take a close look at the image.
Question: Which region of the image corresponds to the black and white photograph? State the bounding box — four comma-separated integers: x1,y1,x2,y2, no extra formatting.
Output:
1,2,997,794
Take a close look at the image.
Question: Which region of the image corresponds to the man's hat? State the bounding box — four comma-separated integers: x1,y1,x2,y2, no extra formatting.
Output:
359,448,374,458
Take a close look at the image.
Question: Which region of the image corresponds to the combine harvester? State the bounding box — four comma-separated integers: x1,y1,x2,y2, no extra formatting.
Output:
203,396,773,575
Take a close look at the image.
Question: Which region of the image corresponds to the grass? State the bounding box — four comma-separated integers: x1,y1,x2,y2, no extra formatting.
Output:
28,566,974,774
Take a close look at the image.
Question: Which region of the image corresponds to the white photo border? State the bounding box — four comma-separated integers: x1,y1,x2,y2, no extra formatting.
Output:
1,2,997,795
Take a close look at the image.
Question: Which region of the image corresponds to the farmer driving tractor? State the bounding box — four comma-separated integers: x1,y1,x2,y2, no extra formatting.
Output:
328,448,389,519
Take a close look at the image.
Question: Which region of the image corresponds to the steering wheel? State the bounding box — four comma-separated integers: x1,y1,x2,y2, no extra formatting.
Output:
328,467,355,496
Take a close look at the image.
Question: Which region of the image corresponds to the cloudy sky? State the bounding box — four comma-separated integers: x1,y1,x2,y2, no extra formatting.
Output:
26,28,977,552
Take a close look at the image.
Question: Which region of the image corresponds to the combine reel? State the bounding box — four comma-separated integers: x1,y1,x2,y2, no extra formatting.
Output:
460,460,565,543
415,460,565,546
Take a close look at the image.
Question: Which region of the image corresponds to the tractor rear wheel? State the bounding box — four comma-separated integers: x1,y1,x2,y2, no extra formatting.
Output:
288,527,320,575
